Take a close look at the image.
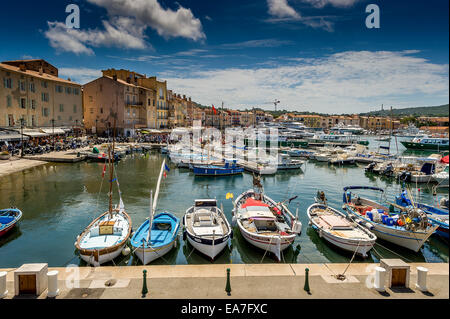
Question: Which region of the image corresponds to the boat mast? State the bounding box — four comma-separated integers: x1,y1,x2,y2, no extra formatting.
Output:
152,159,166,217
108,116,117,218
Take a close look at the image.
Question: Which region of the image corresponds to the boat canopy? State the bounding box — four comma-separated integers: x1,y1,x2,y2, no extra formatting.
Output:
343,186,384,192
241,198,269,209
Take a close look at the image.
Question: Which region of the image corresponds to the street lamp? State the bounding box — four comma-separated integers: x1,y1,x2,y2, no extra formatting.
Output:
51,118,56,149
20,118,26,158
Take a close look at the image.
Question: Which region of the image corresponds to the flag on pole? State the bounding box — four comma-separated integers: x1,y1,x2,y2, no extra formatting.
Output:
163,171,167,178
164,163,170,172
212,105,217,115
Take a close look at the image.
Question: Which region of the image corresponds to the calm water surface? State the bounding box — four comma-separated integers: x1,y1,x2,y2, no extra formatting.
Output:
0,136,448,267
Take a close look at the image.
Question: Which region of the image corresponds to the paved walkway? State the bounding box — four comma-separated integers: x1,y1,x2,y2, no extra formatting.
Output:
2,263,448,299
0,158,47,178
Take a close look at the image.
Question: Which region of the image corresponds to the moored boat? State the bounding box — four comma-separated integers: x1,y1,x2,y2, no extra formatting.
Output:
343,186,438,252
192,160,244,176
401,136,449,151
232,175,302,261
183,199,231,260
308,192,376,257
131,160,180,264
0,208,22,237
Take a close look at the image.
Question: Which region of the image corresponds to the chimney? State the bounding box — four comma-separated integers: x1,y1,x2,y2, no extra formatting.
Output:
126,77,131,84
68,78,71,82
183,95,186,99
39,67,43,75
19,64,26,72
113,75,118,81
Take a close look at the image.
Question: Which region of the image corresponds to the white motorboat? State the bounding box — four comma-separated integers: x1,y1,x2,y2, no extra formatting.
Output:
432,164,449,186
232,175,302,261
183,199,232,260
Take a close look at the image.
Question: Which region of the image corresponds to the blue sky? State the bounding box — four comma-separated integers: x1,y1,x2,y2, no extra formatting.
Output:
0,0,448,113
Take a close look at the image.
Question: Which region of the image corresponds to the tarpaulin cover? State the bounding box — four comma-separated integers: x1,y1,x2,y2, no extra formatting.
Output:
241,198,269,209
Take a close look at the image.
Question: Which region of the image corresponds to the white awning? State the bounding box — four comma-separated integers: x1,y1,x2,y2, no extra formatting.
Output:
22,130,48,137
40,128,66,135
0,133,29,141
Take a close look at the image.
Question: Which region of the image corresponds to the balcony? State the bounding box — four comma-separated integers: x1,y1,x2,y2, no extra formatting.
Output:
126,101,144,107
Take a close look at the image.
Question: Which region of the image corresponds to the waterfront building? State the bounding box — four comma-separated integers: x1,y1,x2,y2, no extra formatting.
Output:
0,59,82,130
83,75,152,136
168,91,188,128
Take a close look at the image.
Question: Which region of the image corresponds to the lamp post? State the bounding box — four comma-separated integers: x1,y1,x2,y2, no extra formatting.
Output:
20,118,26,158
95,119,98,137
50,118,55,150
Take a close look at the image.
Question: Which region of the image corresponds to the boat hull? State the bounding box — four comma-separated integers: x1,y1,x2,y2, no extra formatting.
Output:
0,208,22,238
185,231,229,260
79,244,127,267
134,241,176,264
401,141,449,151
237,222,295,261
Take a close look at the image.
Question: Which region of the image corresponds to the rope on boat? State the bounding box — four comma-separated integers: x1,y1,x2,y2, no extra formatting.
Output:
259,235,275,263
336,240,361,281
372,242,413,263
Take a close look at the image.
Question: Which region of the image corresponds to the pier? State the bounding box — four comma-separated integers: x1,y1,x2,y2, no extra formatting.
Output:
1,262,447,299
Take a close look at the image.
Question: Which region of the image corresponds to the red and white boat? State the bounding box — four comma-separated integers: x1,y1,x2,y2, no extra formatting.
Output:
232,176,302,261
0,208,22,237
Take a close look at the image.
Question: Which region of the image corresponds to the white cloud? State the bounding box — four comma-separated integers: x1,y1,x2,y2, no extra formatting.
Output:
87,0,205,40
301,0,360,8
267,0,301,19
45,0,204,55
161,50,449,113
221,39,294,49
59,67,102,84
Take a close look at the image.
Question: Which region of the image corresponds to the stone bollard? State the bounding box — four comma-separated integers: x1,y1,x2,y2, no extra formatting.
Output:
374,266,386,292
225,268,231,296
304,268,310,294
142,270,148,298
47,270,59,298
0,271,7,298
415,267,428,292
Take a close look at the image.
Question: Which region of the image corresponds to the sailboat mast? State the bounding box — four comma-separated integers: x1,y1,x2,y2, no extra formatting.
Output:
108,116,117,218
152,159,166,214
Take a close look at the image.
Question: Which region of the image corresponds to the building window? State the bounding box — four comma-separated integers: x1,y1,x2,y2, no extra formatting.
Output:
3,78,12,89
31,100,36,109
57,116,61,121
99,84,103,92
90,108,94,114
59,104,64,112
30,82,35,92
31,115,35,126
20,81,26,91
100,108,103,114
8,114,14,126
65,87,72,94
41,81,48,88
55,85,63,93
6,95,12,107
20,98,26,109
73,105,77,113
42,108,49,117
73,88,79,95
69,116,72,121
41,93,49,102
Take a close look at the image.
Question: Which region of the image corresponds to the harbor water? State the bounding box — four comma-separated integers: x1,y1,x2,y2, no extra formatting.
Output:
0,137,448,268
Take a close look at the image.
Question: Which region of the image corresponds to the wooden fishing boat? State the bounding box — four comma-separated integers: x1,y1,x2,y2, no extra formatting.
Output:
0,208,22,237
232,175,302,261
183,199,232,260
75,125,132,266
307,192,376,257
131,160,180,264
343,186,438,252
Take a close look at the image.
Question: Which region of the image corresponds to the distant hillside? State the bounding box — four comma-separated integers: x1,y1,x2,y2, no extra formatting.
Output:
360,104,449,117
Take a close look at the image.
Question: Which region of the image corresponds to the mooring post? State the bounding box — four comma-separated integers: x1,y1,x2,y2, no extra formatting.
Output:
225,268,231,296
142,269,148,298
304,268,310,294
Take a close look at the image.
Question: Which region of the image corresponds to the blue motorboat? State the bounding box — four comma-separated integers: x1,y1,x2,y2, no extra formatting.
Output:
0,208,22,237
395,190,449,240
192,160,243,176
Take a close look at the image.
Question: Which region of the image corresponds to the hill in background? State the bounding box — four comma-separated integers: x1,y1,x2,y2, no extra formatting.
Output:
359,104,449,117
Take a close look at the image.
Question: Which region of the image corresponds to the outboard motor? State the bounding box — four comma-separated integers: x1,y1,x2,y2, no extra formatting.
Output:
365,162,376,172
383,163,394,177
441,197,449,210
399,171,412,182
